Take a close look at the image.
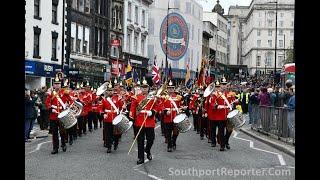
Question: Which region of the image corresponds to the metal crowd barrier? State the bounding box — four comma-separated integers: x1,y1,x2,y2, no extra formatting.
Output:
250,104,295,145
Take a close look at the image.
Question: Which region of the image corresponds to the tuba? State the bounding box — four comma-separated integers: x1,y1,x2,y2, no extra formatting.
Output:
96,82,109,96
203,82,215,98
70,100,83,118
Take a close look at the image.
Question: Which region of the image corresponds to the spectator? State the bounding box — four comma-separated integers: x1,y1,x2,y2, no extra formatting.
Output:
285,86,295,110
38,86,49,130
258,87,271,106
240,88,250,114
25,89,38,142
273,86,281,107
268,88,277,106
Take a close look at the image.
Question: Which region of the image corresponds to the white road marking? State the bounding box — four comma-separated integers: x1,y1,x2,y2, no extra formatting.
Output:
27,141,51,154
233,131,286,166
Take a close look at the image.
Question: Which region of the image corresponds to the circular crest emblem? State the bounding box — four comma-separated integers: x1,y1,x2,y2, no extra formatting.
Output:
160,13,189,61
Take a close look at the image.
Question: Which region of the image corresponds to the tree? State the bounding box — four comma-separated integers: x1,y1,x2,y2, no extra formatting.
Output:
284,49,294,64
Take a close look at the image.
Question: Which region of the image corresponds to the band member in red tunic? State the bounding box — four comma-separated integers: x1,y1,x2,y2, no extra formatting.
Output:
162,80,183,152
129,79,162,164
101,82,124,153
45,78,72,154
205,80,230,151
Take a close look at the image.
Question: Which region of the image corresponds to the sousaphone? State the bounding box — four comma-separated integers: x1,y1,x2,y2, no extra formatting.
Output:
203,82,215,97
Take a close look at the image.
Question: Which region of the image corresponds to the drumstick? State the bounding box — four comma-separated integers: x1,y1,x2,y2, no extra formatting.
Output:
128,98,157,155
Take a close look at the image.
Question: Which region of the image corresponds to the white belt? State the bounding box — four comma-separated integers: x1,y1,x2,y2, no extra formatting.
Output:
105,109,116,113
140,110,149,113
164,108,177,111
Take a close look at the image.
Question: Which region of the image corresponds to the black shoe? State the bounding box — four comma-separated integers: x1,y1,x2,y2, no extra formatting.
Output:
62,146,67,152
220,147,225,151
193,128,196,131
167,148,172,152
211,143,216,147
137,159,144,164
107,148,111,153
114,144,118,151
69,140,73,145
226,144,230,149
145,151,152,160
173,145,176,150
200,137,204,140
51,149,58,154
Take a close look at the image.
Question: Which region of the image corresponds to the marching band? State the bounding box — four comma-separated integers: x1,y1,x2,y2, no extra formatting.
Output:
44,75,245,164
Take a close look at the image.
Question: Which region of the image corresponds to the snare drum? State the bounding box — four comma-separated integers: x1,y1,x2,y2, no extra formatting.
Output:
173,113,192,133
57,108,77,129
227,110,245,129
112,114,133,134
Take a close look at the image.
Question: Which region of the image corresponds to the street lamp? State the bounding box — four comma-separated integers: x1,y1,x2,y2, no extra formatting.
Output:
268,0,278,80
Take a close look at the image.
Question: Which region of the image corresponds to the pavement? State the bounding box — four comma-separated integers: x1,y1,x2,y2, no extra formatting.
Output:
25,116,295,180
29,123,49,139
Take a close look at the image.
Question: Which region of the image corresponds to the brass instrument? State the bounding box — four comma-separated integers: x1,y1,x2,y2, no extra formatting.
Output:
136,82,168,115
96,82,109,96
203,82,215,98
70,100,83,118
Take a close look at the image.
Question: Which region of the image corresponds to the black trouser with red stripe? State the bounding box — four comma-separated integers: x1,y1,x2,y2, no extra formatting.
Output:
77,116,84,136
210,120,226,148
103,122,120,149
164,122,179,149
50,120,66,150
192,113,199,132
200,117,208,138
88,111,95,131
136,126,155,161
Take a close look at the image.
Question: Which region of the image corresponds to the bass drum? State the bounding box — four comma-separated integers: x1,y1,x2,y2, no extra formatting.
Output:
227,110,246,129
58,109,77,129
173,113,192,133
112,114,133,134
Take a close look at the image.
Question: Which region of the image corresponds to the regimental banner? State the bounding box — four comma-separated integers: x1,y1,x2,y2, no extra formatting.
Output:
160,12,189,61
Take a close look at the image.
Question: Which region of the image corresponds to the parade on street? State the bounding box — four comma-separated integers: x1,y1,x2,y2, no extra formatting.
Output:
25,0,295,179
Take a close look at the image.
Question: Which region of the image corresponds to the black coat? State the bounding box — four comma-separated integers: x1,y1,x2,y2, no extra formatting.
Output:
25,96,38,119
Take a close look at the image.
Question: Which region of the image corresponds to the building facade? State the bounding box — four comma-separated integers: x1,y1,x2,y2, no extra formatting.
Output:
232,0,295,75
67,0,111,88
148,0,203,83
25,0,65,90
122,0,153,81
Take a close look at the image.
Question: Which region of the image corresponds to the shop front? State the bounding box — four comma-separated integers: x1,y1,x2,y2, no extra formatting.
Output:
25,59,67,90
69,59,108,89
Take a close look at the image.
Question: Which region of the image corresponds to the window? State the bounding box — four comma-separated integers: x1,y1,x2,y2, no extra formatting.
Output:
112,7,116,29
76,39,81,53
258,21,261,27
268,40,272,47
279,40,283,47
279,30,283,35
266,53,272,67
290,30,294,36
52,36,57,60
280,13,284,17
83,41,87,54
268,30,272,36
257,56,261,66
280,21,283,27
127,31,131,51
290,40,294,47
291,12,294,17
257,40,261,47
278,56,284,66
142,10,145,27
71,37,75,52
141,37,145,55
85,0,90,13
291,21,294,27
79,0,84,12
257,30,261,36
72,0,77,9
33,32,40,57
52,3,57,24
268,11,273,17
268,20,273,27
128,2,132,20
186,2,191,14
34,0,40,18
134,34,138,54
135,6,138,24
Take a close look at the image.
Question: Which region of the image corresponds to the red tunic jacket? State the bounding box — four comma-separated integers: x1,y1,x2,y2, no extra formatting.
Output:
102,94,124,123
205,91,230,121
130,94,162,128
162,93,181,123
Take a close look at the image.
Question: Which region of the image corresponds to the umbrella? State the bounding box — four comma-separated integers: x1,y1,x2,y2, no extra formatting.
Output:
283,63,295,73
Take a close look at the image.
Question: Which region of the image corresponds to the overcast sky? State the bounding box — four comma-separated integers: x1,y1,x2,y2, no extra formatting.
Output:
197,0,252,14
